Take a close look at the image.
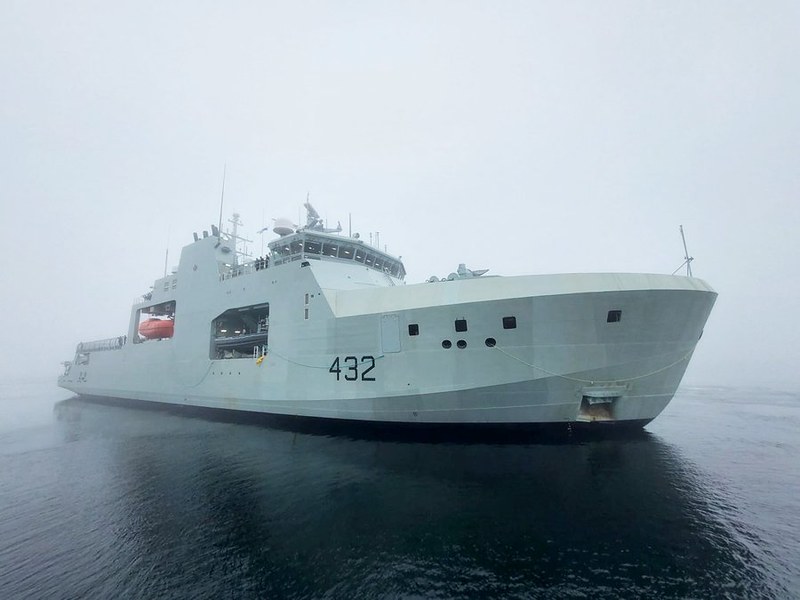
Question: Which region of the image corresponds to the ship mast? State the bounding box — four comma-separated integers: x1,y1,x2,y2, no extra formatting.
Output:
226,213,252,266
216,164,226,245
680,225,693,277
672,225,695,277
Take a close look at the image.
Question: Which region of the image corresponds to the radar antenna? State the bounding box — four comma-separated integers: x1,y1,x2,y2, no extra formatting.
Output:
672,225,694,277
303,199,342,233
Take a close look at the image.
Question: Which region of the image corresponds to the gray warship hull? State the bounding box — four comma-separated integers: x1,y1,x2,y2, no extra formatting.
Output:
59,221,716,429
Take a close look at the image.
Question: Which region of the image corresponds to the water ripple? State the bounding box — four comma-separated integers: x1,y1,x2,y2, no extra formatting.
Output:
0,385,797,598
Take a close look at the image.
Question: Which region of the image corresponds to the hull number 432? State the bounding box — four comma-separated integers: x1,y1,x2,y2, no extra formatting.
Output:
329,356,376,381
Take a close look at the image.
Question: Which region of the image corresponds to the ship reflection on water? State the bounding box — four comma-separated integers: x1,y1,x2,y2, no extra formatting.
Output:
49,396,779,598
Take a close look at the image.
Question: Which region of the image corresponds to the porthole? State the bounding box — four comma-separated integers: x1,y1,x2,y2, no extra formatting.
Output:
485,337,496,347
442,340,452,349
456,340,467,349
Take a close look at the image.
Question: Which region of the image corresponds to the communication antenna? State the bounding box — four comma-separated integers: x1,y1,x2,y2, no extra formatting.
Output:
215,164,226,247
672,225,694,277
261,208,265,256
163,227,171,277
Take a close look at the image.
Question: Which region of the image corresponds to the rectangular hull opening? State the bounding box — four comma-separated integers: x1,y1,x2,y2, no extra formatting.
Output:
211,303,270,359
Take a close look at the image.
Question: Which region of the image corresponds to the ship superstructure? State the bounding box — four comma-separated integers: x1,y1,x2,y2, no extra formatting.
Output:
59,204,717,429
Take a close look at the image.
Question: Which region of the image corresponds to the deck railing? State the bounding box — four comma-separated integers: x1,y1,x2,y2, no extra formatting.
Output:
219,257,270,281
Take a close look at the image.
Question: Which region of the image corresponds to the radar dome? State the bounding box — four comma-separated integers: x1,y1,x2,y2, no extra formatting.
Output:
273,218,296,236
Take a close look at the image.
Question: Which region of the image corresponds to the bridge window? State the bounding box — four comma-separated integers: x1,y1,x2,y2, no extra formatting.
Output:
273,243,291,259
269,235,405,279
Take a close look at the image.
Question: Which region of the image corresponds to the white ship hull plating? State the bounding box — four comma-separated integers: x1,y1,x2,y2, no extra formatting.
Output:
59,222,716,430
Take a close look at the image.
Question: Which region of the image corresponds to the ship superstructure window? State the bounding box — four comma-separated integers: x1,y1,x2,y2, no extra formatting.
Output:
272,242,292,260
408,324,419,336
268,233,406,279
502,316,517,329
211,303,269,359
135,301,176,343
607,310,622,323
455,319,467,332
304,293,310,320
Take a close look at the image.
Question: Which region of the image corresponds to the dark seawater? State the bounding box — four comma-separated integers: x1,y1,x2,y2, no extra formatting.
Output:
1,381,798,599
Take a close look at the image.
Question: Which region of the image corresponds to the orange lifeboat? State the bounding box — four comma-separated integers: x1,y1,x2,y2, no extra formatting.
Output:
138,318,174,339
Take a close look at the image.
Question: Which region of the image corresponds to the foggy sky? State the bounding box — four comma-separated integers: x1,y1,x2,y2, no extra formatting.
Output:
1,1,798,389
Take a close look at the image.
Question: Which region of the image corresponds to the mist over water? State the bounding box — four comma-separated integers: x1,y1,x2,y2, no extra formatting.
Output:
4,5,797,595
1,382,798,599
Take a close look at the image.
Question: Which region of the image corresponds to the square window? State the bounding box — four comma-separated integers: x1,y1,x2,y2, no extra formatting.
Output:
607,310,622,323
455,319,467,332
408,324,419,336
502,316,517,329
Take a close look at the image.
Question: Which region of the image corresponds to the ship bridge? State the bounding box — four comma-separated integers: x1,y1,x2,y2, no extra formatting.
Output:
268,230,406,280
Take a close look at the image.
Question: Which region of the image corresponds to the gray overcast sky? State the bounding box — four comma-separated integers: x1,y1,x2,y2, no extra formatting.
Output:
1,1,798,389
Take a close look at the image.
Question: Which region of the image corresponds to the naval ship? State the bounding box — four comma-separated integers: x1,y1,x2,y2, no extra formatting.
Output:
58,203,717,430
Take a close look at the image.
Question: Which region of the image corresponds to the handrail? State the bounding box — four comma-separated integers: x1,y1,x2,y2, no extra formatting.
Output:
219,258,271,281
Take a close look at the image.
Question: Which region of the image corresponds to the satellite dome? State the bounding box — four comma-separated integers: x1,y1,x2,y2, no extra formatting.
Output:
273,218,296,236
